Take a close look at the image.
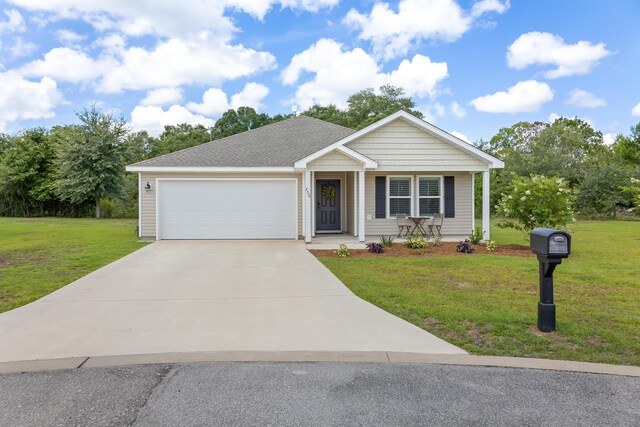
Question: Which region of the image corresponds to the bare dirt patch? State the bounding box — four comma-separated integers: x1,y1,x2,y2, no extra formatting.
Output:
310,242,533,258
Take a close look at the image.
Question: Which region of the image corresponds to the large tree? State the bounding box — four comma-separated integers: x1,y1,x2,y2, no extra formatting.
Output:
345,85,423,129
55,107,128,218
302,104,348,127
155,123,210,156
212,107,271,139
0,128,57,216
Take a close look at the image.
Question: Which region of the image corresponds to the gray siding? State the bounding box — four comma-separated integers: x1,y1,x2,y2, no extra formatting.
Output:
363,172,473,237
347,119,488,171
308,150,363,171
139,172,303,239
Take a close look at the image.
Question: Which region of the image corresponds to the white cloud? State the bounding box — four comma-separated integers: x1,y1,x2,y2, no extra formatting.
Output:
230,82,270,110
140,87,183,106
632,102,640,117
450,130,471,143
187,82,270,116
281,38,448,109
470,0,510,18
603,133,615,146
97,38,276,93
54,29,86,44
450,101,466,118
507,32,612,79
19,47,117,83
0,9,25,33
130,105,215,136
548,112,560,123
0,71,63,131
421,103,446,123
8,36,37,58
9,0,337,38
565,88,606,108
470,80,554,113
344,0,509,59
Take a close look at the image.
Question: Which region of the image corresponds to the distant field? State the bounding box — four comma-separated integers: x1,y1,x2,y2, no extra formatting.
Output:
319,220,640,366
0,218,147,313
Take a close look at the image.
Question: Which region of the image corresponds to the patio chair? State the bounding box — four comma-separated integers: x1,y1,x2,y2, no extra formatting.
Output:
396,214,411,237
428,213,444,238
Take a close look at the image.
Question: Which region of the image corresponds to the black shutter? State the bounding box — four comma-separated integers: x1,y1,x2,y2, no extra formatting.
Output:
444,176,455,218
375,176,386,218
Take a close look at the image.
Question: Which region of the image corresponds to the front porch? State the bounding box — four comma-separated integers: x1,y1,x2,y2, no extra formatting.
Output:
300,168,492,245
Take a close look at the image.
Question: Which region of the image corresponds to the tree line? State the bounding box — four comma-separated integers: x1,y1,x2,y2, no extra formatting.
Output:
0,85,638,219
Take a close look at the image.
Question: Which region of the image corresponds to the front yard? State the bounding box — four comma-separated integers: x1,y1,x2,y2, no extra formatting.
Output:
0,218,147,313
317,220,640,366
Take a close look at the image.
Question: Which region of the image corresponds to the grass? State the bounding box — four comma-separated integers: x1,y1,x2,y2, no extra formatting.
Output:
0,217,147,313
319,220,640,366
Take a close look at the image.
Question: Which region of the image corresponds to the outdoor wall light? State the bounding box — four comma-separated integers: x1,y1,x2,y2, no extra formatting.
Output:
145,182,151,192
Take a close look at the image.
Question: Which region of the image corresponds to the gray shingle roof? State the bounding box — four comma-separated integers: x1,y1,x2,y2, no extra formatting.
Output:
129,116,356,168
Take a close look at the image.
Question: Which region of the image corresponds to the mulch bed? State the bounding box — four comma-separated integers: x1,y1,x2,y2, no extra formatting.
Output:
310,242,533,258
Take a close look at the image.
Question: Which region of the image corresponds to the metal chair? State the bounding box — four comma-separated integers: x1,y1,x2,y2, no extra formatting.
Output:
396,214,411,237
428,213,444,238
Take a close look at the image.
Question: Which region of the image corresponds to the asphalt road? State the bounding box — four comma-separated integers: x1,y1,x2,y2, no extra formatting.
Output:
1,362,638,426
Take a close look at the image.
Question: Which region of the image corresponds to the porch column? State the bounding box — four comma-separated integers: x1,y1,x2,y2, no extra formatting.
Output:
358,170,365,242
482,170,490,241
304,170,312,242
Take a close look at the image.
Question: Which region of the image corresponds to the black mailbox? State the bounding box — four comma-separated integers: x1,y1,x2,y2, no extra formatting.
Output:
530,228,571,259
530,228,572,333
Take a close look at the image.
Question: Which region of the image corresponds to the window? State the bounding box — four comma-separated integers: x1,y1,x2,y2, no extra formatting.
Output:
388,177,412,218
418,177,442,216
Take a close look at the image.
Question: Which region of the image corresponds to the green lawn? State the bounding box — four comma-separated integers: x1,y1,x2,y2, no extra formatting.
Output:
320,220,640,366
0,218,147,313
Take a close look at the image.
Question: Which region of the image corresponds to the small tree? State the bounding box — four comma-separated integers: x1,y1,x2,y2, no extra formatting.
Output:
496,175,575,240
55,107,128,218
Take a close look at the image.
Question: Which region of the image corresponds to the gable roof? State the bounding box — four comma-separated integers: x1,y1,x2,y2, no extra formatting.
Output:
295,110,504,169
126,115,356,170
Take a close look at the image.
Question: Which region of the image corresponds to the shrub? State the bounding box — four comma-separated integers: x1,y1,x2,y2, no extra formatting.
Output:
380,235,395,247
621,177,640,213
431,236,443,247
366,242,385,254
335,244,350,257
404,234,428,249
496,174,575,240
486,240,497,252
456,239,475,254
469,226,484,244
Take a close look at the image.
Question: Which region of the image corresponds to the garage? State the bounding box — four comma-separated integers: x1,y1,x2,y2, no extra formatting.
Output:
157,179,298,240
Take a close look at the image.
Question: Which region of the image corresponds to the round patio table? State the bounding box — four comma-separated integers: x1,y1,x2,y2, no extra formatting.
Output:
408,217,430,236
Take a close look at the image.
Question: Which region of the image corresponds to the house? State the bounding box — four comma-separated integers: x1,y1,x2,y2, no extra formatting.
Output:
126,110,504,242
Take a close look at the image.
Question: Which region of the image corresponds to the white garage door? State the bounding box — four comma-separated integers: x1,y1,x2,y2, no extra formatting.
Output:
157,180,297,240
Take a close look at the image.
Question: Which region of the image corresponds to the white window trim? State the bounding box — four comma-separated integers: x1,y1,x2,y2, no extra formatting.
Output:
386,175,414,219
416,175,444,217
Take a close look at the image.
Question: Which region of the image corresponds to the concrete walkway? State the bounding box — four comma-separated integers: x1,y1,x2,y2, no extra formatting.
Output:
0,241,463,363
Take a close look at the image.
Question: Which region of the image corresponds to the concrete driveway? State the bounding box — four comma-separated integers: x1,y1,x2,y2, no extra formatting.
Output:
0,241,464,363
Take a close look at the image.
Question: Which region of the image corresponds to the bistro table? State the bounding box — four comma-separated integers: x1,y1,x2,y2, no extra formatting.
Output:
408,216,431,237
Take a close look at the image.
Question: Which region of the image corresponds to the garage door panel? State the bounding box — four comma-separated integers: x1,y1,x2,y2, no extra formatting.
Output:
158,180,296,239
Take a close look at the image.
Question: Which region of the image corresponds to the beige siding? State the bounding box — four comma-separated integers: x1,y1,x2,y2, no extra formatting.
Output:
347,119,488,171
363,172,473,237
139,172,303,239
307,149,363,171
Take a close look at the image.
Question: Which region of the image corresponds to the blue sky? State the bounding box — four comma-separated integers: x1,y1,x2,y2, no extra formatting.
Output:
0,0,638,143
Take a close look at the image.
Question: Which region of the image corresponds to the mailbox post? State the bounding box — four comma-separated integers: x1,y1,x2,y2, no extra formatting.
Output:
530,228,571,332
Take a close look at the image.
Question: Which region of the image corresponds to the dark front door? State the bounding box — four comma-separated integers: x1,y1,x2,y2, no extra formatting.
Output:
316,179,341,232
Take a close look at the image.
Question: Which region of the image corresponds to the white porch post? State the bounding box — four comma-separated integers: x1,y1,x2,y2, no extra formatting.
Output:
358,170,365,242
482,170,490,241
304,170,312,242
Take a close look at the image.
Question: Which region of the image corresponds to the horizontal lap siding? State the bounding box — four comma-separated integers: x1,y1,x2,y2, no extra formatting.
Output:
347,119,487,171
139,172,303,239
307,150,363,171
364,172,473,237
